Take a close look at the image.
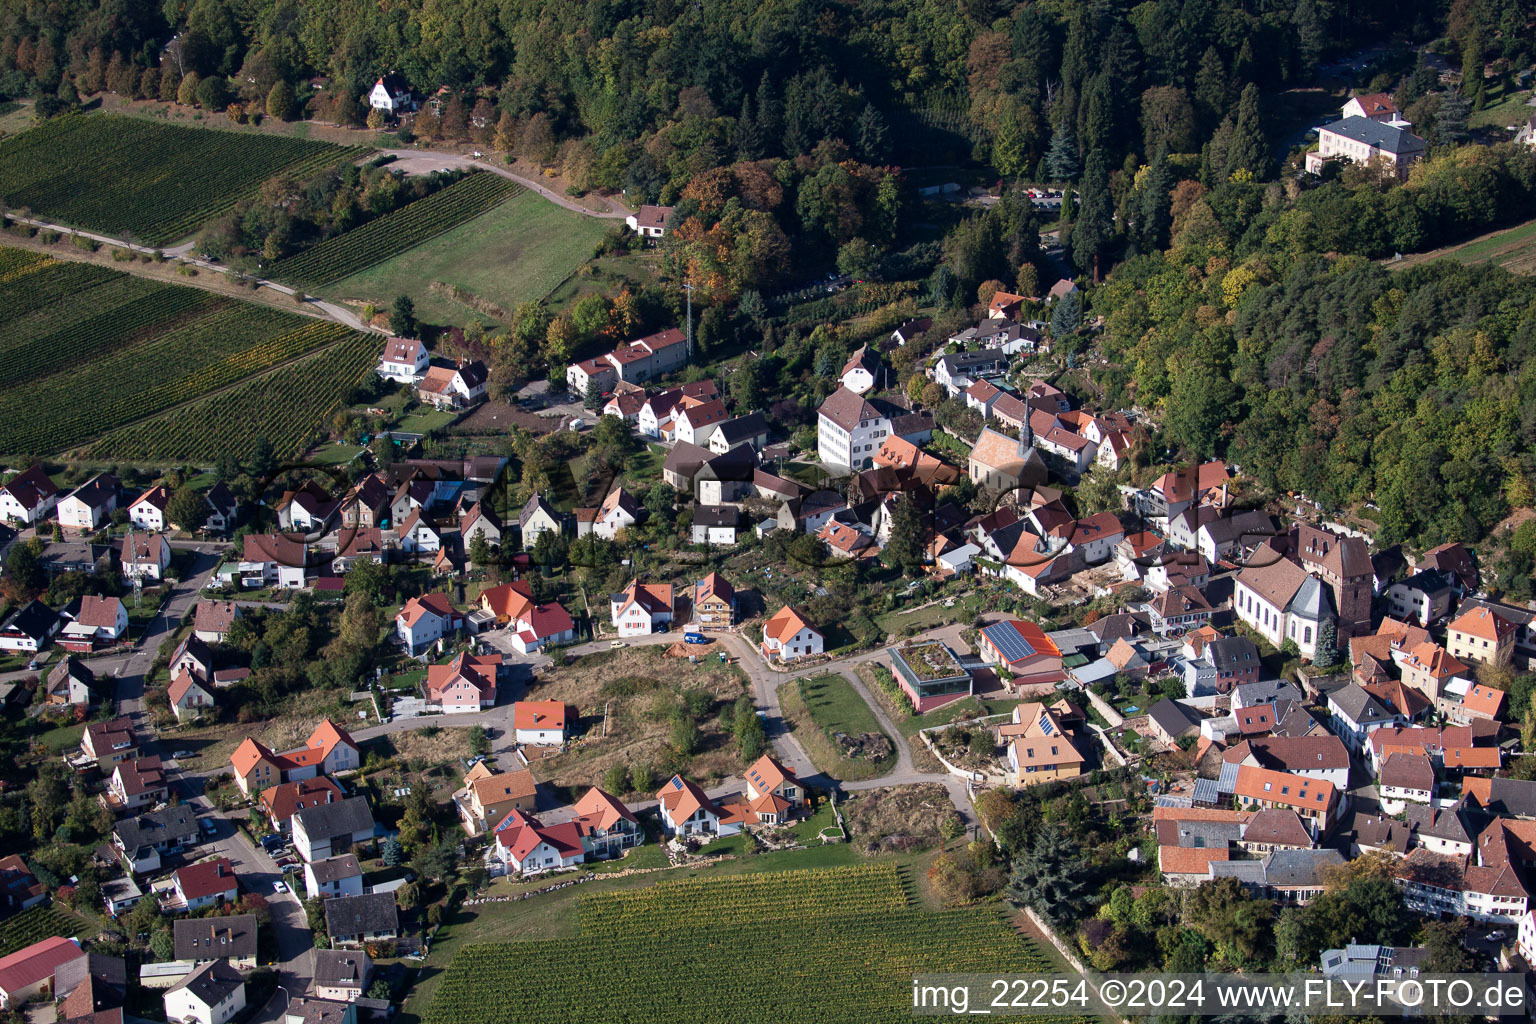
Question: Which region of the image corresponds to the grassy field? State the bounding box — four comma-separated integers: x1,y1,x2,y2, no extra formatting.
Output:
0,247,371,460
1468,85,1533,130
420,864,1083,1024
0,113,369,245
323,189,609,324
270,173,522,287
1389,217,1536,275
778,673,896,781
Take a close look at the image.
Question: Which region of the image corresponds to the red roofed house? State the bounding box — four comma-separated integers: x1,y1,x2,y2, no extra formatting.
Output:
426,652,502,713
395,592,458,655
741,754,803,825
0,936,83,1008
167,669,214,724
609,580,673,637
654,774,741,838
58,595,128,652
128,484,172,531
509,600,576,655
977,619,1064,684
513,700,568,746
377,337,429,384
228,719,359,798
1447,606,1517,667
260,777,344,833
761,606,823,663
0,466,60,526
490,787,644,875
1231,763,1339,828
1341,92,1400,121
625,204,673,238
415,359,487,411
108,755,168,811
173,858,238,911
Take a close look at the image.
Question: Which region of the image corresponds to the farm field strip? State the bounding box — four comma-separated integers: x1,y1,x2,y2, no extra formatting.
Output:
0,114,370,245
0,248,365,457
0,905,87,958
271,173,523,287
83,329,380,463
0,264,156,332
425,865,1084,1024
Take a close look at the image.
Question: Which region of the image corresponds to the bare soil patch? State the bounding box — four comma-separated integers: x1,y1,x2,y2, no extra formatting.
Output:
840,783,959,854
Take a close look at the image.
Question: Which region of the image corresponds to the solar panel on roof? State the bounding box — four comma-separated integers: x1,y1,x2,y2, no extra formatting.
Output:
983,622,1038,663
671,778,683,790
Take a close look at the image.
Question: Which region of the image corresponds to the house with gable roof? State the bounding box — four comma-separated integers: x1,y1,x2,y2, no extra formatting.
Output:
624,204,673,238
654,775,741,837
456,765,536,834
817,386,890,473
128,484,171,532
609,580,673,636
227,719,358,798
167,670,214,724
376,337,429,383
426,652,501,713
518,493,561,551
1000,701,1086,785
59,595,128,652
740,755,803,824
259,777,344,834
760,606,822,663
490,786,644,875
0,465,60,525
513,700,568,746
57,473,118,531
1447,605,1517,667
395,592,458,655
977,619,1064,684
839,345,880,395
693,572,735,628
416,359,487,410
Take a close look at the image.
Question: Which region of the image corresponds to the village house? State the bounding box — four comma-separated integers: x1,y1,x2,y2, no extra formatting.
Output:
741,755,804,824
1385,569,1457,625
655,775,741,838
416,359,487,410
0,466,59,526
113,805,200,875
610,580,674,636
81,716,137,771
128,484,171,531
45,657,95,706
164,961,246,1024
120,533,171,582
426,651,502,712
395,592,459,655
761,606,823,663
1446,605,1517,667
173,858,238,911
977,619,1065,685
58,595,128,652
513,700,569,746
175,916,258,970
312,951,372,1003
260,777,345,834
0,600,58,654
1306,115,1426,180
625,204,673,238
693,572,735,629
376,337,429,383
1000,702,1086,786
192,601,240,644
237,534,309,589
1379,752,1436,806
1231,763,1340,828
292,797,375,864
167,669,214,723
227,719,358,798
304,854,364,900
56,473,118,531
456,765,537,834
817,387,890,473
367,72,413,112
324,893,399,948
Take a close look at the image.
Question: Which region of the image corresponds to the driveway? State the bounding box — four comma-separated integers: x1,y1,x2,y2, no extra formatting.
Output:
375,150,630,220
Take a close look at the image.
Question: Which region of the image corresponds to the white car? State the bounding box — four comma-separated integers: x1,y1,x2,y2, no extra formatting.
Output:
272,881,288,894
609,640,626,649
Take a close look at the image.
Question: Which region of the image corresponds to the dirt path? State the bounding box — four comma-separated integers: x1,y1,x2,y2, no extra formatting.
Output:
5,215,380,333
375,149,629,219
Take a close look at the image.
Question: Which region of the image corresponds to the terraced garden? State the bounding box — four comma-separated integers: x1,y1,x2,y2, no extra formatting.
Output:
0,905,87,957
424,864,1084,1024
270,173,522,287
0,114,370,245
0,248,373,461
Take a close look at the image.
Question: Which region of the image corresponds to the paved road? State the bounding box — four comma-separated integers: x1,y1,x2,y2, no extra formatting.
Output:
5,215,380,333
377,149,630,220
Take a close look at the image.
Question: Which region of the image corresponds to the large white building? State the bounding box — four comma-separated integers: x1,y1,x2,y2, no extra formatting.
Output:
1233,555,1334,660
816,387,889,473
1305,115,1426,180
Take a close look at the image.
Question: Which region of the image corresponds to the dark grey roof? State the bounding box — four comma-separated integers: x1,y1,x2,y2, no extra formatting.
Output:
0,600,56,641
1262,848,1344,887
518,494,559,529
935,351,1010,375
1207,860,1267,884
693,506,740,528
1211,636,1261,674
1476,777,1536,818
308,854,362,884
695,445,757,483
294,797,375,841
1168,820,1243,847
1401,804,1469,845
1147,698,1202,738
174,914,258,961
1202,510,1276,548
288,998,353,1024
324,892,399,938
54,952,126,1006
1290,575,1332,620
1233,679,1303,707
1350,812,1409,853
1323,115,1426,156
891,411,936,436
1328,683,1392,724
1371,545,1408,584
312,950,373,991
1393,569,1453,598
1086,611,1147,643
114,805,200,850
711,412,767,447
171,960,245,1005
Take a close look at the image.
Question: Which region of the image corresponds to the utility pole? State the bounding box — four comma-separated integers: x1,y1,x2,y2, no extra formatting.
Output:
683,280,694,365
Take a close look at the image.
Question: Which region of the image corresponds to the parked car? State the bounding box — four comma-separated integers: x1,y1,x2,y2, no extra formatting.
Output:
272,881,288,894
609,640,626,649
173,749,195,759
